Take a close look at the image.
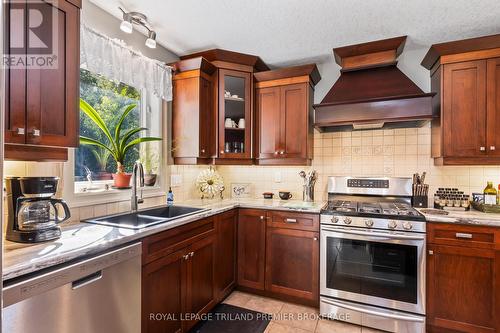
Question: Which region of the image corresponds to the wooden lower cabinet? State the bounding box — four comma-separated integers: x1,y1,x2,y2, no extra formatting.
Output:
215,210,238,300
142,220,218,333
142,249,186,333
265,227,319,302
237,209,267,290
426,223,500,333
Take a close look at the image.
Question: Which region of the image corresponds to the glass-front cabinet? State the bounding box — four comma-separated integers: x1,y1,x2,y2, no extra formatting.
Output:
218,69,252,161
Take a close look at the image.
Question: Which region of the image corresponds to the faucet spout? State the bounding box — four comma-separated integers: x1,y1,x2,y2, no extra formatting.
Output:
131,161,145,211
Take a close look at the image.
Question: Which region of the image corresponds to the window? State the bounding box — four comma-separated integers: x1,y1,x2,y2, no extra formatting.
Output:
75,69,162,193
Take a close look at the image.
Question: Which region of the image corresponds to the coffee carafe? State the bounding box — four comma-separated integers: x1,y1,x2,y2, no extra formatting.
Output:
5,177,70,243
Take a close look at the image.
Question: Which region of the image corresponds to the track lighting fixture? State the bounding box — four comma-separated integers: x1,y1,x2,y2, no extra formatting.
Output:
119,7,158,49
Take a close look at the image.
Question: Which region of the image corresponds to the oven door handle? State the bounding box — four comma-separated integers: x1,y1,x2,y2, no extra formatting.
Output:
321,226,425,241
321,298,425,323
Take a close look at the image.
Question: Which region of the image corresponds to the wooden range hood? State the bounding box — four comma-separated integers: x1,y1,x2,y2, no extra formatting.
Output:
314,36,435,132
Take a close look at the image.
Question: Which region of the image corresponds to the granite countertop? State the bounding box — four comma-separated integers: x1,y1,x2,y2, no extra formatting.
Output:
418,208,500,227
3,199,325,281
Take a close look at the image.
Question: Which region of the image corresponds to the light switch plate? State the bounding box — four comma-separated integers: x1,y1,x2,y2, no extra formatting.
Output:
274,171,282,183
170,174,182,187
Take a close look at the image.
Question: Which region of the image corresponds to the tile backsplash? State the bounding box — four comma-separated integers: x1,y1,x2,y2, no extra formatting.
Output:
170,123,500,203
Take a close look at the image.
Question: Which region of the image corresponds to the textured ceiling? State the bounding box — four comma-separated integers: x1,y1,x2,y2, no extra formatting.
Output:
90,0,500,67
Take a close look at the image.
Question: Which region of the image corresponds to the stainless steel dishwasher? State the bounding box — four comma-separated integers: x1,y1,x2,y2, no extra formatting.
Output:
3,242,142,333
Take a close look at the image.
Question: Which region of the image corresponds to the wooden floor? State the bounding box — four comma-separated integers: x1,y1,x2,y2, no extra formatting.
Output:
223,291,385,333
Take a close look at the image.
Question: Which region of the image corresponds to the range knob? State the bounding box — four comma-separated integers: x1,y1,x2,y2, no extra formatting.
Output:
343,217,352,225
402,221,413,230
331,216,340,224
388,220,398,229
364,219,374,227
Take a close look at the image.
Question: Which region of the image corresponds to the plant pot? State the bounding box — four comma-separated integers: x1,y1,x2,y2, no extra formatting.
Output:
112,173,132,188
95,171,113,180
144,174,157,187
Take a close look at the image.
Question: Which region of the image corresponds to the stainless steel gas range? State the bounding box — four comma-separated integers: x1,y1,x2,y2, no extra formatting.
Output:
319,176,426,333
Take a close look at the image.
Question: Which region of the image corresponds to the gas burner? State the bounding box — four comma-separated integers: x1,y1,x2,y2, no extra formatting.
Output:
358,203,382,214
328,200,357,212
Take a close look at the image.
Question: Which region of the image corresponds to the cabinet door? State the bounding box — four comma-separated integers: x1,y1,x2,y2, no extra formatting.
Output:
185,235,216,331
265,228,319,302
218,69,252,159
237,209,267,290
199,75,215,158
142,249,187,333
443,61,487,157
25,0,79,147
427,244,497,333
256,86,281,159
281,83,308,159
487,57,500,157
215,210,237,301
4,1,27,144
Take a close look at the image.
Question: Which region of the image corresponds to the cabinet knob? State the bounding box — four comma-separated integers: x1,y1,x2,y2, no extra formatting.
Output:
313,237,318,241
201,149,205,153
490,146,496,151
31,128,41,137
260,216,264,220
183,254,189,260
480,146,486,151
279,151,284,155
189,251,194,257
428,250,434,255
220,150,224,155
15,128,25,135
274,151,278,155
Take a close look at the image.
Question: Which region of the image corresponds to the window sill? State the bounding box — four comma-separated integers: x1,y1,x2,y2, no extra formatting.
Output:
68,186,166,208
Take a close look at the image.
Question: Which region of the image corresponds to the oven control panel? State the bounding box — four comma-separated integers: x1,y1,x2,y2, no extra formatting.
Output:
347,179,389,189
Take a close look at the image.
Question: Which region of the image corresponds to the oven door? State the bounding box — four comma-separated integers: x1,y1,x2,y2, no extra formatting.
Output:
320,225,425,315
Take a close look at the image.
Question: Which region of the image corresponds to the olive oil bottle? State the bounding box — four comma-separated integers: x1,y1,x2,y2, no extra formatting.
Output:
483,182,498,205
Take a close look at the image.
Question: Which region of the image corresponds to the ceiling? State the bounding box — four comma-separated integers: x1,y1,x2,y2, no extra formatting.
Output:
90,0,500,68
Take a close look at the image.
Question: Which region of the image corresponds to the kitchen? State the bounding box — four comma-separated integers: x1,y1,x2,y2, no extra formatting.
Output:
1,1,500,333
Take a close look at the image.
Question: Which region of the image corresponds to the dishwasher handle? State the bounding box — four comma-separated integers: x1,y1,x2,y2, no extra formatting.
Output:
72,270,103,290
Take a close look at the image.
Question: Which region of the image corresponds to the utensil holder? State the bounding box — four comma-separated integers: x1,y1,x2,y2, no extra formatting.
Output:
303,185,314,202
412,196,428,208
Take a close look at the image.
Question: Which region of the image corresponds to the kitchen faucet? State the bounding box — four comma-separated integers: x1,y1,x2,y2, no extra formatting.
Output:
131,161,145,211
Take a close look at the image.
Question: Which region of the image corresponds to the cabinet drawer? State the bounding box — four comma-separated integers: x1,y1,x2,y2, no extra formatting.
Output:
428,222,499,249
267,211,319,231
142,217,215,265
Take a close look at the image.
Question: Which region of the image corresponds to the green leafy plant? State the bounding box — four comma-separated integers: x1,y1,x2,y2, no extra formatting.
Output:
79,98,161,174
90,146,111,172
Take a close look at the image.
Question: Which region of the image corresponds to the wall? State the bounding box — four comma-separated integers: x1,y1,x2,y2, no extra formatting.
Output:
3,1,179,225
170,123,500,204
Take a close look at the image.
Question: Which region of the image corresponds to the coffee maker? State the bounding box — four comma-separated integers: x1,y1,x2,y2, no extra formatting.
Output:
5,177,71,243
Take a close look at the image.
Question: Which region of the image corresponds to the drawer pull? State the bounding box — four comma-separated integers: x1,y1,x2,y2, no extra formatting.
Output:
455,233,473,239
285,218,297,223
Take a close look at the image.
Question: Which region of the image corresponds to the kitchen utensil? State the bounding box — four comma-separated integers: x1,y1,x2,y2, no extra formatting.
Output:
279,191,293,200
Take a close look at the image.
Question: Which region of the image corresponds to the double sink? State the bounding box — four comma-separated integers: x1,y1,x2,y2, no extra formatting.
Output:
84,205,209,230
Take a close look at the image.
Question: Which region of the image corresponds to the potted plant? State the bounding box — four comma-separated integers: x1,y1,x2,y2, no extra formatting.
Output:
90,146,112,180
79,98,161,188
141,142,159,186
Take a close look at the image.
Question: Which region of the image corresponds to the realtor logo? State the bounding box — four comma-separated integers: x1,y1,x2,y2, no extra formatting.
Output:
4,0,59,69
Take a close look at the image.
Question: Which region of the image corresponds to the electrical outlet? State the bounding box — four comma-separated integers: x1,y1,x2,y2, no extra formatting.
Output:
170,174,182,187
274,171,282,183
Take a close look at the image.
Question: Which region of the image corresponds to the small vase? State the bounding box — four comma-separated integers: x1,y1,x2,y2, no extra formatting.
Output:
112,173,132,188
144,174,157,186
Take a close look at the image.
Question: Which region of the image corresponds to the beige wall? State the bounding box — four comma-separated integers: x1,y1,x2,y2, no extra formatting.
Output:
169,123,500,204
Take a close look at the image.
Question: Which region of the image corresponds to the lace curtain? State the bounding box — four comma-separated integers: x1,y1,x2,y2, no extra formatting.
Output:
80,24,172,101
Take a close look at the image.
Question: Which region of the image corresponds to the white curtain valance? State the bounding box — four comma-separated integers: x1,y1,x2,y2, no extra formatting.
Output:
80,24,172,101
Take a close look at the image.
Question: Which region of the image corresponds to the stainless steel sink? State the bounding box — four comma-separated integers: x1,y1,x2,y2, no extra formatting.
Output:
83,205,209,229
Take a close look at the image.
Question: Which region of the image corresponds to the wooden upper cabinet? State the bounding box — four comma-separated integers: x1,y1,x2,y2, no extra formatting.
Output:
487,57,500,157
422,34,500,165
237,209,267,290
4,0,80,161
217,69,252,162
172,57,217,165
254,64,320,165
442,60,486,158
